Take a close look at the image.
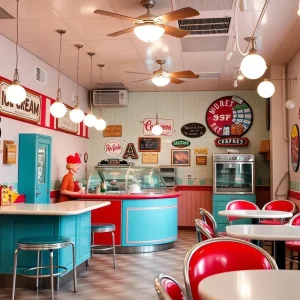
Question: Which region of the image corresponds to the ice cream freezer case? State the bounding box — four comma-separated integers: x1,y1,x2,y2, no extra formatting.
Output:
212,154,256,232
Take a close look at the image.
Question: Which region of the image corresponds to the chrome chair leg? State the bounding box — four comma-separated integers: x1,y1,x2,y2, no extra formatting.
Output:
11,248,19,300
70,242,77,292
35,250,40,291
111,231,116,269
290,251,294,270
50,250,54,300
91,232,94,258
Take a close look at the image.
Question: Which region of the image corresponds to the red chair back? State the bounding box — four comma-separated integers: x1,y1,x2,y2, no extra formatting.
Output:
263,200,295,213
199,208,217,235
288,213,300,226
184,238,278,300
154,273,187,300
195,219,215,242
226,200,259,222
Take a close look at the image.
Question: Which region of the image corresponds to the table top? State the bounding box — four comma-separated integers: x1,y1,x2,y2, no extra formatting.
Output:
0,201,111,216
226,224,300,241
198,270,300,300
219,210,292,219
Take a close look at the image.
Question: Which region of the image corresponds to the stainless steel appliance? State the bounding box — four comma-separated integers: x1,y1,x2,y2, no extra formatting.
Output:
159,166,176,187
213,154,255,194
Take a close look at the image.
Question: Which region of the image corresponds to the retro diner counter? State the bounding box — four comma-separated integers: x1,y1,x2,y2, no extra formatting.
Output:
0,201,110,277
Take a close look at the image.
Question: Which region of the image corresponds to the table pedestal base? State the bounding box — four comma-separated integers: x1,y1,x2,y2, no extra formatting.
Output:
275,241,286,269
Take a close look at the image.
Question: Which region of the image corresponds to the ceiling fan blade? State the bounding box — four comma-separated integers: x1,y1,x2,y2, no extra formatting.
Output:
170,77,185,84
154,8,199,23
126,71,153,76
171,71,199,78
107,27,135,37
164,25,191,38
132,78,151,83
94,10,143,23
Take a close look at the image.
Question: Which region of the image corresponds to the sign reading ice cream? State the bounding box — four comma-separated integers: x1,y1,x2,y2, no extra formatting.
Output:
105,140,123,157
143,118,174,136
206,96,253,137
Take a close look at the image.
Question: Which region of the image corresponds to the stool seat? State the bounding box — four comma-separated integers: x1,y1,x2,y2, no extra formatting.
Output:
18,236,70,245
91,223,115,232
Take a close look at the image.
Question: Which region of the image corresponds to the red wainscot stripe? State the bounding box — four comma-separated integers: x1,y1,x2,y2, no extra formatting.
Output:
289,190,300,201
175,185,213,192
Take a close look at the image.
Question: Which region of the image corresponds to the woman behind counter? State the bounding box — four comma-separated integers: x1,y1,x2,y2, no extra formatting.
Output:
58,153,85,202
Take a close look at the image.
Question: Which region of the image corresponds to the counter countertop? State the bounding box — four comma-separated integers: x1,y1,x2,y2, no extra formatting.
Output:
0,201,111,216
75,192,181,200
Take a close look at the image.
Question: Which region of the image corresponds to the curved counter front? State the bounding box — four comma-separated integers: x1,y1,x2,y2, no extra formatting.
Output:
76,193,180,253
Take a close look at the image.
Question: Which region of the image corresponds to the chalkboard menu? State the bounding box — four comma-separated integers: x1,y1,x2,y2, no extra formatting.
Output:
181,123,206,138
138,137,161,152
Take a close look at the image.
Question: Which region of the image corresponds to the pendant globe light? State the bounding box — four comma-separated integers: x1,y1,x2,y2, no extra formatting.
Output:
94,64,107,131
5,0,26,105
69,44,85,123
83,52,97,128
286,79,295,110
257,79,275,98
50,30,67,118
240,37,267,80
151,113,163,136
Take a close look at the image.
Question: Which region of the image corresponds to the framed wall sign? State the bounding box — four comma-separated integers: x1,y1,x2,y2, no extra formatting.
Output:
142,152,158,164
214,137,249,147
194,148,208,154
181,123,206,138
103,125,122,137
57,106,79,134
291,124,300,172
172,139,190,148
196,156,207,165
171,149,190,166
206,96,253,137
104,140,123,157
143,118,174,136
138,137,161,152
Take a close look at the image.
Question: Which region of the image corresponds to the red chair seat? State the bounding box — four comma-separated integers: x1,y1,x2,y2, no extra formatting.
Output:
286,241,300,252
259,220,288,225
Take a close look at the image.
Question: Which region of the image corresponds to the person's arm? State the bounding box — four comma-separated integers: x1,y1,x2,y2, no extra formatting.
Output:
60,175,84,196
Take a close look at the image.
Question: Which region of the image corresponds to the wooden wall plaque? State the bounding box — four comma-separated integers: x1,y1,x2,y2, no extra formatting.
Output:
196,156,207,165
103,125,122,137
3,140,16,164
142,152,158,164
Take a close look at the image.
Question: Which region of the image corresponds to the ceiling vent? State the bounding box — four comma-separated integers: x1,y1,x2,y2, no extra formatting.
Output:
0,7,14,19
178,17,231,35
94,82,125,89
197,72,221,79
181,36,229,52
173,0,234,11
35,66,47,85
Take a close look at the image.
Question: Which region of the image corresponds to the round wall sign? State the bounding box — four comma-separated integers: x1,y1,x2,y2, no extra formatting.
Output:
104,140,123,157
291,124,299,172
181,123,206,138
206,96,253,137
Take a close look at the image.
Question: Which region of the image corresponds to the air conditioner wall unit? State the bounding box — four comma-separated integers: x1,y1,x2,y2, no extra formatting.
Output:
93,89,128,107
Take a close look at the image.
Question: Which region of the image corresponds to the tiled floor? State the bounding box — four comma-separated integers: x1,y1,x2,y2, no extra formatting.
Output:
1,231,298,300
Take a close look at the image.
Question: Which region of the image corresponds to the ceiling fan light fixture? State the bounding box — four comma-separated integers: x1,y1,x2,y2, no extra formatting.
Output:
134,23,165,42
151,72,170,87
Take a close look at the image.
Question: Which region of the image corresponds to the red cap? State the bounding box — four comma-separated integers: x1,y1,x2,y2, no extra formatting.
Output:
66,153,81,164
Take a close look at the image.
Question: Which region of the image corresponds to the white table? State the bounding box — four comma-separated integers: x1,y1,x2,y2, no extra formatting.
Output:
198,270,300,300
219,210,292,220
226,225,300,269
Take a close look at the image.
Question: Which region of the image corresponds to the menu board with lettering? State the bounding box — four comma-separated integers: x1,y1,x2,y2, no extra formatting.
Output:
181,123,206,138
138,137,161,152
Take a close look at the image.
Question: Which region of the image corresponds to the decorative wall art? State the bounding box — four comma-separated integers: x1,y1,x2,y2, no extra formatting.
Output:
172,139,190,148
291,124,299,172
123,143,139,159
206,96,253,137
196,156,207,165
194,148,208,154
138,137,161,152
214,137,249,147
181,123,206,138
104,140,123,157
143,118,174,136
142,152,158,164
171,149,190,166
103,125,122,137
57,105,78,134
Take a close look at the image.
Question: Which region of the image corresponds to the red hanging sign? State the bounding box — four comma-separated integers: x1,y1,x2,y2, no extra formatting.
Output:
206,96,253,137
214,137,249,147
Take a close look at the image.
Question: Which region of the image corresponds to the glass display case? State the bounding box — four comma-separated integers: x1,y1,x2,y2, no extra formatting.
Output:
87,165,166,194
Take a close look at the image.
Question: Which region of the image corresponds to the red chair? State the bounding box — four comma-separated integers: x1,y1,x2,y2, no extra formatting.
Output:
154,273,187,300
226,200,259,225
199,208,226,237
184,238,278,300
259,200,296,225
286,213,300,270
195,219,215,242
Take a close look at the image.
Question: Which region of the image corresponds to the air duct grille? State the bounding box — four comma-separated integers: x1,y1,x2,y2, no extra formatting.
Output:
173,0,235,11
197,72,221,79
36,67,47,85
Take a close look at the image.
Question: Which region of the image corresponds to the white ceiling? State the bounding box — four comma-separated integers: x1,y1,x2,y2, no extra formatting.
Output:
0,0,299,92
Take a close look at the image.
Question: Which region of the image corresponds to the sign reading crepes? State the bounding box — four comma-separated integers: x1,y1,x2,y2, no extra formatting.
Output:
214,137,249,147
0,81,41,123
143,118,174,136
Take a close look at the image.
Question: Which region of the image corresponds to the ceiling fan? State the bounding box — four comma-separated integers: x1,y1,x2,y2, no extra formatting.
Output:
126,60,199,87
94,0,199,42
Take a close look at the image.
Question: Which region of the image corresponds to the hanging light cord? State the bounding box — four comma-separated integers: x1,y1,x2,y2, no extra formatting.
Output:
99,66,102,117
76,46,80,106
90,54,93,113
57,32,62,92
14,0,20,81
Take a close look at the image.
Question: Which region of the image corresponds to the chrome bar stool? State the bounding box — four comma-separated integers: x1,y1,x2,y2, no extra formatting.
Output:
90,223,116,269
12,236,77,300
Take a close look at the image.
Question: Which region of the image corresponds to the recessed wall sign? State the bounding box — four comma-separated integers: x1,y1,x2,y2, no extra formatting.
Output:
181,123,206,138
291,124,299,172
172,139,190,148
123,143,138,159
206,96,253,137
104,140,122,157
214,137,249,147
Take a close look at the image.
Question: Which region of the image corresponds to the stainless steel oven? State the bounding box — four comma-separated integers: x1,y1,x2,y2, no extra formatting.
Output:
213,154,255,194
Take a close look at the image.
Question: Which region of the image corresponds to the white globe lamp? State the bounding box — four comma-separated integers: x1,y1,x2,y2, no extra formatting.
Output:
240,49,267,79
286,99,295,110
152,124,163,136
5,81,26,104
134,24,165,43
151,73,171,87
257,79,275,98
94,117,107,131
50,101,67,118
69,105,85,123
84,112,97,127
